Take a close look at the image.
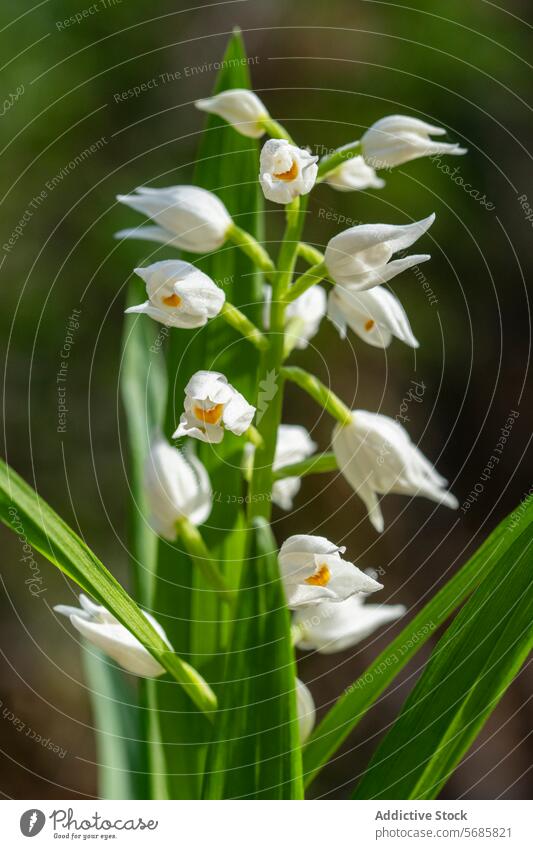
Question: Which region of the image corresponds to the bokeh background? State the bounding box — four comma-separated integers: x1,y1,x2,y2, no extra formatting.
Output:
1,0,532,799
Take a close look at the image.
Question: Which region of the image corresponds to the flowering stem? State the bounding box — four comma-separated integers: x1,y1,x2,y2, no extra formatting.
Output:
317,140,362,181
273,452,338,481
176,517,236,605
247,199,303,519
298,242,325,266
220,302,268,351
285,260,328,303
281,366,353,426
260,116,294,143
227,224,276,280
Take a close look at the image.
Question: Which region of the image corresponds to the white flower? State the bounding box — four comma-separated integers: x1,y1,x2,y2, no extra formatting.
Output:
294,595,406,655
325,154,385,192
54,594,170,678
263,284,326,350
195,88,268,138
332,411,459,533
296,678,315,744
324,214,434,290
116,185,232,253
245,424,317,511
327,285,418,349
279,534,382,609
361,115,467,169
259,139,318,204
173,370,256,444
125,260,225,328
144,432,212,539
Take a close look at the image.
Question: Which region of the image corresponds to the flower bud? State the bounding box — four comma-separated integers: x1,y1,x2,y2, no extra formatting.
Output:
116,185,232,253
327,285,418,348
325,154,385,192
54,594,170,678
332,411,458,532
195,88,269,138
362,115,467,169
296,678,316,743
263,284,326,350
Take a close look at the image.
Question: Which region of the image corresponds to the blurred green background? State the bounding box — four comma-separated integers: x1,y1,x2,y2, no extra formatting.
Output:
1,0,532,798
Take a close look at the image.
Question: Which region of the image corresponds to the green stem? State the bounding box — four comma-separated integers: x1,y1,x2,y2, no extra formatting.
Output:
298,242,325,266
273,452,338,481
227,224,276,280
285,260,328,303
245,424,264,448
247,199,303,520
282,366,353,426
176,517,236,605
283,317,306,359
260,116,294,143
317,140,362,181
220,302,268,351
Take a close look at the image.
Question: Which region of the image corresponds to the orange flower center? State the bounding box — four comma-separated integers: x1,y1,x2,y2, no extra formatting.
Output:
304,563,331,587
193,402,224,425
274,160,299,181
364,319,375,331
163,293,182,307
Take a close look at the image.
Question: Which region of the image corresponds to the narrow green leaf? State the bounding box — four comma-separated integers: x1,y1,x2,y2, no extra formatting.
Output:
353,519,533,799
203,518,303,799
303,498,533,788
82,645,148,800
0,456,215,715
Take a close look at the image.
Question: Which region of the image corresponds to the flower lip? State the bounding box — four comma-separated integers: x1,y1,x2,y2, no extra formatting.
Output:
304,564,331,587
163,293,182,307
274,160,299,181
193,402,224,425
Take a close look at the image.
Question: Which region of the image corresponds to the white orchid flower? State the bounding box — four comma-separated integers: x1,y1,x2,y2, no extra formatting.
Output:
54,594,170,678
173,370,256,444
294,595,406,655
126,260,225,328
325,154,385,192
259,139,318,204
116,185,232,253
327,285,418,349
263,284,326,350
278,534,382,609
145,432,212,539
362,115,467,169
332,410,459,533
324,214,434,291
245,424,317,511
195,88,269,138
296,678,316,743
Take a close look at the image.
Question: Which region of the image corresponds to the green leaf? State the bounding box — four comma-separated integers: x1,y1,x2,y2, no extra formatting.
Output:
82,645,148,800
303,497,533,789
0,456,215,715
150,29,264,799
353,516,533,799
203,518,303,799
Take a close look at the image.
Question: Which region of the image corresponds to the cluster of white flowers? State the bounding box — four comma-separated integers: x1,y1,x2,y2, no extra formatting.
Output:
58,87,464,745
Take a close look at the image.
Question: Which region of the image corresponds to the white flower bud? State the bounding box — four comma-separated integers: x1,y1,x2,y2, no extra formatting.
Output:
332,411,459,533
327,285,418,349
294,595,406,655
195,88,269,138
54,594,170,678
296,678,316,743
325,154,385,192
173,370,256,444
278,534,382,609
116,185,232,253
259,139,318,204
144,432,212,539
362,115,467,169
245,424,317,511
263,284,326,350
125,260,225,328
324,214,434,290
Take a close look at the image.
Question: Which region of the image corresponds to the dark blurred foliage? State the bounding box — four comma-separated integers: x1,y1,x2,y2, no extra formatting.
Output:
1,0,531,798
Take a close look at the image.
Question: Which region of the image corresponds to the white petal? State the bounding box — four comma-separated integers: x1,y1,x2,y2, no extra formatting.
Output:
296,678,316,743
